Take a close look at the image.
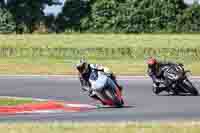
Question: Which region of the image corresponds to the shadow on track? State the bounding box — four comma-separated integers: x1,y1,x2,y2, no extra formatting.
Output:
156,93,199,96
97,105,135,109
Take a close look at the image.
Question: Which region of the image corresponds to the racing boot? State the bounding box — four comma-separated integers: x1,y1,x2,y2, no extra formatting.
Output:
153,83,164,95
164,80,179,95
154,87,163,95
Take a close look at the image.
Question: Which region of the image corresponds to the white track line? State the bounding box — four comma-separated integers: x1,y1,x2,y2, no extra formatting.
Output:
16,110,66,114
64,104,97,109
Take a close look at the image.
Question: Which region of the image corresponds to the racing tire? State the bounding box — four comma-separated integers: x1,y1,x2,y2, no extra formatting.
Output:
182,79,199,96
105,89,124,107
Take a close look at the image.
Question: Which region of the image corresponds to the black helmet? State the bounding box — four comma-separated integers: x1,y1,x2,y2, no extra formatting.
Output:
76,59,89,74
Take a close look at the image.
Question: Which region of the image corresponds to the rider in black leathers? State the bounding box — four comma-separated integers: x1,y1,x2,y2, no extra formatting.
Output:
146,57,182,94
76,59,122,101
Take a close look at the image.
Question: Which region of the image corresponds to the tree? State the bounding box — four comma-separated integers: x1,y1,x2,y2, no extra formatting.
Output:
177,1,200,32
116,0,149,33
7,0,60,33
0,0,5,8
44,14,56,33
0,8,16,33
157,0,186,32
120,0,187,32
56,0,92,32
87,0,187,33
89,0,120,32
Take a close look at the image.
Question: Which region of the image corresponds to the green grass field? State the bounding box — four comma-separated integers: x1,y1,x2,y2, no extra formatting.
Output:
0,122,200,133
0,34,199,75
1,34,200,48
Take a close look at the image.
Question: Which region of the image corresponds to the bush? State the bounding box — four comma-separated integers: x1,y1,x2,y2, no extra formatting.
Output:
81,0,187,33
89,0,120,32
177,2,200,32
0,8,16,33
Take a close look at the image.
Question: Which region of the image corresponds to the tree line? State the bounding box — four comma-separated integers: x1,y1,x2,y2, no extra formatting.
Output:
0,0,200,34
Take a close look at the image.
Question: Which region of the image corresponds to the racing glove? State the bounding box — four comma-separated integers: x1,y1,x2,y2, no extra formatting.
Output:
81,86,91,92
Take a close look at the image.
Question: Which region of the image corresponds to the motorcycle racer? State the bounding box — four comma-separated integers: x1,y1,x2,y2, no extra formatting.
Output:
76,59,123,101
146,57,183,94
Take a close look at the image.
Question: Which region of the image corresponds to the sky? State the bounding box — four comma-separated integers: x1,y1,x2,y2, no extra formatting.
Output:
44,0,200,16
44,0,66,16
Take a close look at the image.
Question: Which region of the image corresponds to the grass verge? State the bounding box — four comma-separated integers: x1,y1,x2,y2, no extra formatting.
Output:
0,97,39,106
0,122,200,133
0,58,199,75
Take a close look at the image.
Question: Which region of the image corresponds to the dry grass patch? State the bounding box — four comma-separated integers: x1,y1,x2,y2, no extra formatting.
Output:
0,122,200,133
0,64,76,75
0,61,199,75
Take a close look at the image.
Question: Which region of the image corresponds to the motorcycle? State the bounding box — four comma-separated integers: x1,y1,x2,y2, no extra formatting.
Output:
152,64,199,96
88,70,124,107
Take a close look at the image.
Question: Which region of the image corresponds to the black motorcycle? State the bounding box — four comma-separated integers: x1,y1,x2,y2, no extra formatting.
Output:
152,64,199,96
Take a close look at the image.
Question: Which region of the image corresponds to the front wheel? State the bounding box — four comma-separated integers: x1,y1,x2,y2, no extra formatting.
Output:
105,89,124,107
181,79,199,96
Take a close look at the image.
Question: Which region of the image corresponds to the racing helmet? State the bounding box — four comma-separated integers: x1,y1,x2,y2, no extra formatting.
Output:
76,59,89,74
146,57,157,68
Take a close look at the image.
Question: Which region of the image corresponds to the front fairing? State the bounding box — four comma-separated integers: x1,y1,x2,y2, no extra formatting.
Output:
89,71,108,91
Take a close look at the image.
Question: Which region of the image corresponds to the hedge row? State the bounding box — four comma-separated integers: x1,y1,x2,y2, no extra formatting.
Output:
0,48,199,61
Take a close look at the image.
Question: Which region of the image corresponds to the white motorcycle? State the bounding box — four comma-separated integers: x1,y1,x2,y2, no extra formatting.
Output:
88,70,124,107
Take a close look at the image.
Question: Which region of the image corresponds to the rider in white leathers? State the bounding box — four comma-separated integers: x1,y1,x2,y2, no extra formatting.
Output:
76,59,122,100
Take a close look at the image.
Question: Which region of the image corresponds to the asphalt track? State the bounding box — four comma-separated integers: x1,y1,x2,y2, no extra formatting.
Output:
0,75,200,122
